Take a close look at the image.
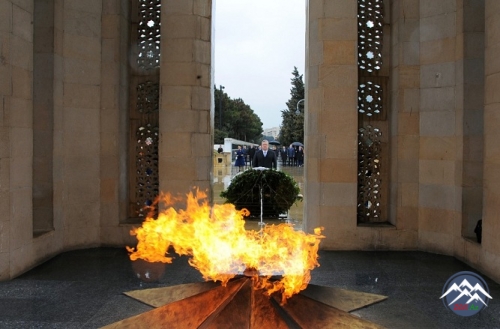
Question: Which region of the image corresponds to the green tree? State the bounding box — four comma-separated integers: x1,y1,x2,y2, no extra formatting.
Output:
279,67,305,147
214,85,263,144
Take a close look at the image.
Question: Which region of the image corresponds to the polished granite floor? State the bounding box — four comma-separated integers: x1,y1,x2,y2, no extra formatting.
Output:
0,248,499,328
1,165,499,328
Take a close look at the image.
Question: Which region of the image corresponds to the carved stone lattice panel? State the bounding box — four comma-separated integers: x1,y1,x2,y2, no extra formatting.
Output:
358,81,382,117
137,0,161,70
137,81,160,114
357,125,382,222
358,0,384,73
136,123,159,218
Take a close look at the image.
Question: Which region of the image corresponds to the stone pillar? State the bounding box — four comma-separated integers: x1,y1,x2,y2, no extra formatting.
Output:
54,0,102,247
482,0,500,282
304,0,359,247
0,0,34,279
159,0,213,202
417,0,462,254
99,0,131,244
390,0,420,236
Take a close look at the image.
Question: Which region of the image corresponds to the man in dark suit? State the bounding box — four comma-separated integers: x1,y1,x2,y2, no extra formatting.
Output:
252,140,277,169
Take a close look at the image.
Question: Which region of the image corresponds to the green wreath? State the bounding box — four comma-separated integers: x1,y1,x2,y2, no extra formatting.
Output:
220,169,301,218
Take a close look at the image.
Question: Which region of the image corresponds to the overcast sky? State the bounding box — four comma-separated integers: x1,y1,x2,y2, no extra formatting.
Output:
214,0,306,129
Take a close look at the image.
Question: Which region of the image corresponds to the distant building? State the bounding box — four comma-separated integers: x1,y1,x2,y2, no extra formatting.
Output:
263,127,280,139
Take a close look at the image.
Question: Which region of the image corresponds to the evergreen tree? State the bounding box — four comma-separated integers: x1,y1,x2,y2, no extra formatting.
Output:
214,85,263,144
279,67,305,147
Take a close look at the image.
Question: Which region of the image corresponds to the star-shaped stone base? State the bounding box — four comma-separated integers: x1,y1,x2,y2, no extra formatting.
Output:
102,278,387,328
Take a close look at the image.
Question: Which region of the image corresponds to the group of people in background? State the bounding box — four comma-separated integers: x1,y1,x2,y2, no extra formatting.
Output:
231,140,304,172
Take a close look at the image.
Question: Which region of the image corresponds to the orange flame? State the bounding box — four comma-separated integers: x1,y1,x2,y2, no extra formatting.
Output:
127,189,324,303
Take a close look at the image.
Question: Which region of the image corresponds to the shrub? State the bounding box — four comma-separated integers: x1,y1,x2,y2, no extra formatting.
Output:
220,169,300,218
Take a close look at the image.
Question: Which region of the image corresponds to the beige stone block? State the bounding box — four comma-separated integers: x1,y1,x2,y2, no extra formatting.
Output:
420,13,457,42
419,160,456,185
65,0,102,14
420,0,456,18
195,155,211,181
196,63,210,88
101,37,119,63
11,66,31,99
160,85,191,110
63,9,101,38
486,0,500,20
163,38,194,63
318,65,357,88
319,159,356,183
420,38,456,65
63,33,101,61
63,128,99,155
0,1,12,33
402,41,419,66
397,158,419,183
420,87,455,111
163,15,197,39
402,88,419,113
398,66,419,89
64,107,100,135
420,62,456,88
9,127,31,159
320,18,357,41
161,110,199,133
194,0,210,17
480,250,500,284
63,83,100,109
101,132,119,157
63,58,101,85
10,244,35,278
12,4,32,42
194,40,210,64
0,251,9,280
160,132,192,158
401,0,420,19
100,85,120,112
418,230,454,254
484,40,500,75
192,133,211,157
400,181,419,207
396,205,418,230
9,97,31,128
62,202,100,247
101,14,120,39
64,161,100,201
10,188,33,249
323,0,356,18
419,183,458,211
419,207,457,235
101,178,117,203
308,40,323,67
11,35,32,70
420,111,456,136
102,0,121,15
319,107,356,137
100,108,118,133
397,134,419,159
485,10,500,48
322,86,356,112
420,136,456,160
197,109,209,134
163,62,197,86
321,182,356,207
320,205,357,232
164,0,193,15
323,40,356,65
198,16,211,42
191,86,210,110
397,112,419,135
485,72,500,105
324,133,357,159
0,157,10,190
484,132,500,165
